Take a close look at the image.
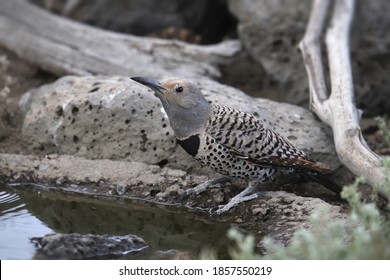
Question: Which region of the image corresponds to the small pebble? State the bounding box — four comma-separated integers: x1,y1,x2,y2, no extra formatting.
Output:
116,184,126,196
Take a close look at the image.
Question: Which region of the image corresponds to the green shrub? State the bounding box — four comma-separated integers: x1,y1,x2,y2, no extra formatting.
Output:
262,173,390,259
375,116,390,147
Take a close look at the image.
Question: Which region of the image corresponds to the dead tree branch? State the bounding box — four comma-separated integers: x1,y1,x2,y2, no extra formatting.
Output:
299,0,385,188
0,0,240,79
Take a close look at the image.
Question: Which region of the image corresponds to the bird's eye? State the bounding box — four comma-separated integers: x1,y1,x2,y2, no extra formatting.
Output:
175,85,183,93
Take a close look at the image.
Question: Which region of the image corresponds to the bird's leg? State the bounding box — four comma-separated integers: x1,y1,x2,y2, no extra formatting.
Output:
180,177,231,198
214,182,261,215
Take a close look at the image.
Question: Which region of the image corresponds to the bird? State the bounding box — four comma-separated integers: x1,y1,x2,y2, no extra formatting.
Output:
131,77,342,214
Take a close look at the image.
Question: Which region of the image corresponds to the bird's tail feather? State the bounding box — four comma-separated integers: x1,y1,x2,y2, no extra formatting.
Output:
300,171,343,194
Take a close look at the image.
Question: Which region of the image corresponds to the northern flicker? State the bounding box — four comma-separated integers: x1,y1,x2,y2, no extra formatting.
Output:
131,77,342,214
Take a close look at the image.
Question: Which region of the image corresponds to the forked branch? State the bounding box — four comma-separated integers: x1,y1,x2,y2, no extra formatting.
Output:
299,0,385,188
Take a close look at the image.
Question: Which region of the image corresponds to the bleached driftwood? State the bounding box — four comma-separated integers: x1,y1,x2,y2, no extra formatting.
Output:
299,0,385,188
0,0,240,78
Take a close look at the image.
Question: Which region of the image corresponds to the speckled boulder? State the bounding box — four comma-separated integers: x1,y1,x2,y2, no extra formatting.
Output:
20,75,339,173
20,76,176,166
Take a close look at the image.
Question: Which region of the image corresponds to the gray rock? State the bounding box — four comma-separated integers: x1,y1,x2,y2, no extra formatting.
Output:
0,119,5,140
0,87,11,139
116,184,127,196
31,233,147,259
20,75,339,174
250,191,347,243
228,0,310,105
0,153,203,196
351,0,390,116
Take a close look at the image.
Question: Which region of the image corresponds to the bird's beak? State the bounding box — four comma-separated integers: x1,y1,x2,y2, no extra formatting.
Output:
131,77,167,94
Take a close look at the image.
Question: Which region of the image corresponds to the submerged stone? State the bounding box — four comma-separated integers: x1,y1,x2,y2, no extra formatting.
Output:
31,233,148,259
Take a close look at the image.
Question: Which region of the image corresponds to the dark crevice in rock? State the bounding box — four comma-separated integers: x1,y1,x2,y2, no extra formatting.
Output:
32,0,238,45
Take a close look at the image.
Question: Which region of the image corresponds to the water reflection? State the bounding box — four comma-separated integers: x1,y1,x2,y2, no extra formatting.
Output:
0,190,53,259
0,183,233,259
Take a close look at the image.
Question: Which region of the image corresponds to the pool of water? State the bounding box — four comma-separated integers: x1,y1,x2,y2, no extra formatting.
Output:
0,183,234,259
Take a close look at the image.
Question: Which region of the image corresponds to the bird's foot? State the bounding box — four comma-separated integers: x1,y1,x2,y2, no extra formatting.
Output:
179,177,231,199
213,185,262,215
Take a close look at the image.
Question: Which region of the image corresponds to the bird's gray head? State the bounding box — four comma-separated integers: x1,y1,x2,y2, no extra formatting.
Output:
131,77,212,139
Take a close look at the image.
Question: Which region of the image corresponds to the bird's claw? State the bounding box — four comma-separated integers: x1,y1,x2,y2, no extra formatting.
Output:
179,177,231,201
211,191,262,215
